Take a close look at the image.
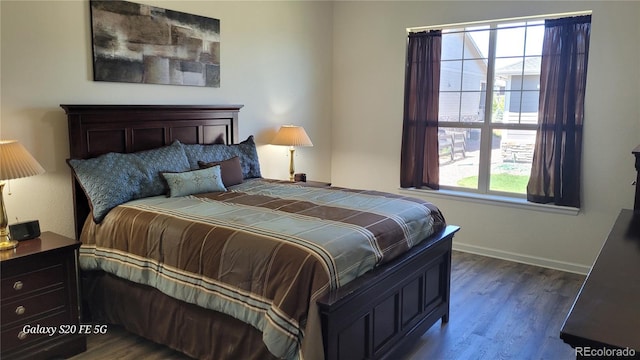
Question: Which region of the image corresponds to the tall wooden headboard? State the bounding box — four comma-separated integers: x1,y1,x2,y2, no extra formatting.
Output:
61,104,243,239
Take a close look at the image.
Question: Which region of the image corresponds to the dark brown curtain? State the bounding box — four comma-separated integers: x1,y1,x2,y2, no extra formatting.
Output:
400,30,442,189
527,15,591,207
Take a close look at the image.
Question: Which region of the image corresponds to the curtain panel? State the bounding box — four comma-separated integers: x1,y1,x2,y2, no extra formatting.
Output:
400,30,442,189
527,15,591,208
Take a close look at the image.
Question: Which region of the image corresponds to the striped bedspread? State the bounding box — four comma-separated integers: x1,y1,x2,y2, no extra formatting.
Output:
79,179,445,359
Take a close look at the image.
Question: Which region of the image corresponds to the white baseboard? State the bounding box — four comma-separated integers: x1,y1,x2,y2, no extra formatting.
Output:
452,242,591,275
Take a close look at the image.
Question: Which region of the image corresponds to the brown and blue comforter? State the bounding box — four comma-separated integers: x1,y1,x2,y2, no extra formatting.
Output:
79,179,445,359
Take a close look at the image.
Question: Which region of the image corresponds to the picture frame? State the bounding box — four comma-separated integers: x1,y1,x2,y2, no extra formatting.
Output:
90,0,220,87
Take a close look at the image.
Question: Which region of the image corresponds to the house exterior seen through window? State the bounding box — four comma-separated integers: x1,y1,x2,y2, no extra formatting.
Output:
438,21,544,196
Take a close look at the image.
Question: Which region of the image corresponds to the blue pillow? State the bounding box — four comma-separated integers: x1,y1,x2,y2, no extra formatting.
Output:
161,166,227,197
67,142,191,223
67,153,146,223
133,141,191,197
180,136,261,179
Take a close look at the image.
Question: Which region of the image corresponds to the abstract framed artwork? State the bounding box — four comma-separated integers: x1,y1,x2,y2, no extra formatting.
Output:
90,0,220,87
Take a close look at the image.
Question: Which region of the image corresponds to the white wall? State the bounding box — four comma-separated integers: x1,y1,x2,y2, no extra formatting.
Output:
332,1,640,273
0,0,333,238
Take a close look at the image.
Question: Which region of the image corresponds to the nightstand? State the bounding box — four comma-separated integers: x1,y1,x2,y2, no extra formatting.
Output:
0,232,86,360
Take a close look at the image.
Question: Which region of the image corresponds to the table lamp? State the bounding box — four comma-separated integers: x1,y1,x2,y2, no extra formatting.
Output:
0,140,45,250
271,125,313,181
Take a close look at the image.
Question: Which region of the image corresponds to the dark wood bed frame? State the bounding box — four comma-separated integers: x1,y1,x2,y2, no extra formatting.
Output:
62,104,459,360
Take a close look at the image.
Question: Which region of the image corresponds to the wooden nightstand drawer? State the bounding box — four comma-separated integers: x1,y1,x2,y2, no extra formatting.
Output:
1,287,67,326
1,264,64,300
1,311,70,353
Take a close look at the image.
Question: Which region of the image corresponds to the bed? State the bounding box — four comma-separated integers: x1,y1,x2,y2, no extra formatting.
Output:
62,104,460,360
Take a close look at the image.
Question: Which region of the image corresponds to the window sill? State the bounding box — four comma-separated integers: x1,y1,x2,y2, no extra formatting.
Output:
398,188,580,216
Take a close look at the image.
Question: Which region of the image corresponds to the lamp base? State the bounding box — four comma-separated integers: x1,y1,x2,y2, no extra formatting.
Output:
0,181,14,250
0,239,18,251
288,147,296,182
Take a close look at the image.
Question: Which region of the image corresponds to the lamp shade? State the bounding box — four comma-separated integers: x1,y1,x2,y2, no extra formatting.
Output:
0,140,46,181
271,125,313,147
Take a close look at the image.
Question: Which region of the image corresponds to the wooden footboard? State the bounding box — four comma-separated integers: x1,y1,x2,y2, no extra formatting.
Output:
318,225,458,360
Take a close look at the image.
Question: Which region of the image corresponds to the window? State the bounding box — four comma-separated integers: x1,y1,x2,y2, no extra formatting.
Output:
402,13,591,208
437,20,545,196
